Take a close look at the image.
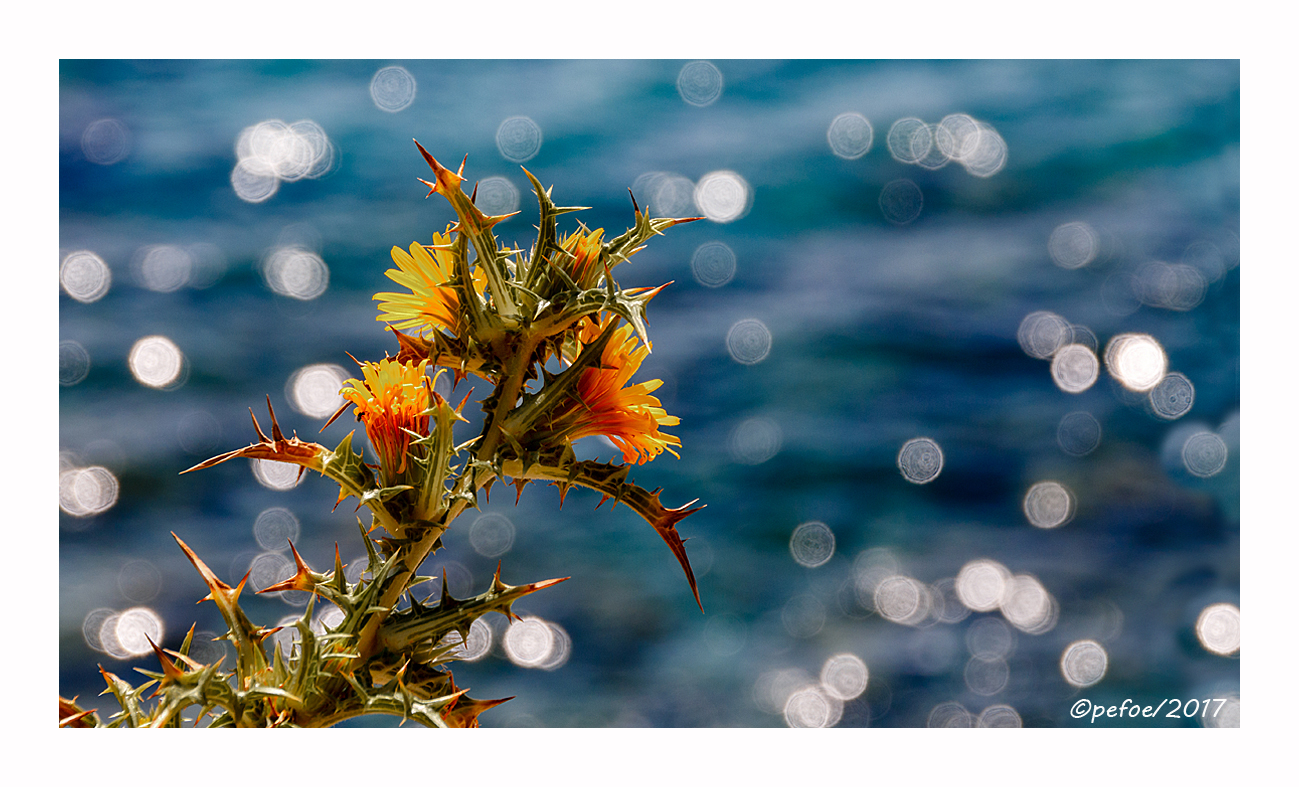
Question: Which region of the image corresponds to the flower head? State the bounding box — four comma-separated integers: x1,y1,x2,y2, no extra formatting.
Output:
374,231,485,337
544,315,680,464
558,227,605,289
340,358,431,480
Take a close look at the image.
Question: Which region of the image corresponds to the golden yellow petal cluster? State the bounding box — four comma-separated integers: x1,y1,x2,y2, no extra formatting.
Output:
340,357,431,478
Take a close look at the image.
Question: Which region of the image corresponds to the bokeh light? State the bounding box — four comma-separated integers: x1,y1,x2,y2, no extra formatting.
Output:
935,114,981,160
820,654,868,701
536,621,572,671
878,179,923,225
966,617,1015,659
1135,261,1206,311
1017,310,1071,360
978,705,1023,727
691,241,737,287
1182,431,1228,477
897,437,943,484
1060,639,1108,687
496,116,543,163
874,575,931,626
254,507,300,551
726,318,772,365
59,465,120,517
784,686,843,728
474,176,520,216
112,607,165,659
695,171,752,223
827,112,873,159
133,244,193,292
469,512,516,558
60,340,90,386
252,459,304,491
61,250,112,303
1203,695,1240,728
631,171,696,217
262,246,330,300
1149,372,1195,420
1023,481,1074,529
956,559,1010,612
1049,221,1100,269
927,701,973,727
887,118,932,164
81,118,130,165
729,416,782,464
1104,333,1167,392
128,335,185,389
1057,411,1102,456
232,119,336,203
789,521,835,568
959,122,1008,177
964,655,1009,695
753,668,814,715
676,61,723,106
370,65,416,112
1050,344,1099,393
287,363,347,418
440,617,493,662
1000,574,1058,634
504,617,555,667
1195,603,1240,656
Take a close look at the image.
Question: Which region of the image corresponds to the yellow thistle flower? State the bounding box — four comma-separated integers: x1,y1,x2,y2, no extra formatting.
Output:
546,315,681,465
339,358,431,480
558,227,605,288
374,231,485,337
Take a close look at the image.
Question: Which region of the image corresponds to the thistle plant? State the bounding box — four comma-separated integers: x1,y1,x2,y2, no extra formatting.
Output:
59,142,703,728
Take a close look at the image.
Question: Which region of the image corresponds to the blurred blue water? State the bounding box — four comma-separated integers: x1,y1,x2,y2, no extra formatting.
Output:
59,60,1239,727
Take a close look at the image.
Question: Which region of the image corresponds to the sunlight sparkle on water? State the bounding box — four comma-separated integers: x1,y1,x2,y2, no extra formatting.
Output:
691,241,737,287
1149,372,1195,420
287,363,347,418
979,705,1023,727
370,66,416,112
469,512,515,558
61,250,112,303
956,559,1010,612
440,617,493,662
729,416,782,464
1195,603,1240,656
262,246,329,300
474,176,520,216
1058,411,1102,456
60,465,120,517
878,179,923,225
1023,481,1074,529
789,521,835,568
253,459,304,490
1017,311,1071,360
254,507,300,551
827,113,873,159
726,319,772,365
1182,431,1228,478
1049,222,1100,269
232,120,336,202
1051,344,1099,393
60,340,90,386
695,171,752,223
496,117,543,163
784,686,843,728
504,617,555,667
874,575,931,626
134,244,193,292
129,335,185,389
1104,333,1167,392
677,61,723,106
81,118,131,165
928,701,973,727
897,437,943,484
1061,640,1108,687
